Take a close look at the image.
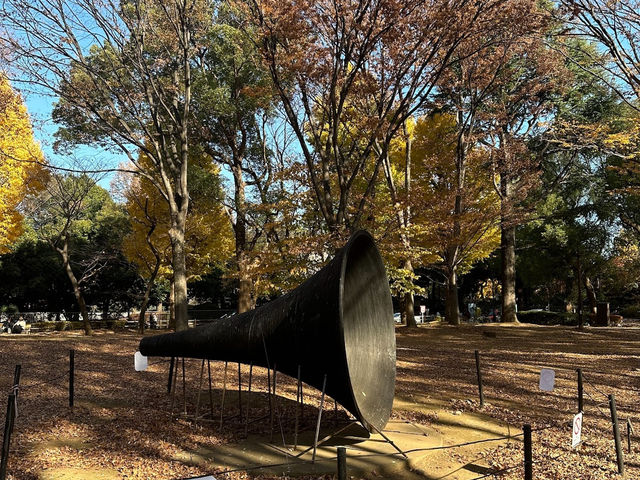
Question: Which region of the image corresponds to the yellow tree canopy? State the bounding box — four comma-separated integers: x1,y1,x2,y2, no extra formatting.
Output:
409,113,501,274
120,151,233,281
0,75,47,251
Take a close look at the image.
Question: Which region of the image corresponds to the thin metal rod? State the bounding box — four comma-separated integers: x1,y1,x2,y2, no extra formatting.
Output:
370,423,408,458
182,358,187,415
194,359,205,426
167,357,175,394
169,355,179,418
577,368,583,413
474,350,484,407
220,361,228,429
238,362,243,417
244,363,253,437
207,360,214,419
294,365,301,449
269,364,275,442
295,421,354,459
312,374,328,464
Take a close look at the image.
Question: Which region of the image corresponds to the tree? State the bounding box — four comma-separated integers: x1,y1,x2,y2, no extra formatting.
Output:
477,31,567,323
0,74,46,252
1,0,214,330
27,174,128,334
194,5,284,312
410,114,501,325
119,150,232,331
242,0,516,244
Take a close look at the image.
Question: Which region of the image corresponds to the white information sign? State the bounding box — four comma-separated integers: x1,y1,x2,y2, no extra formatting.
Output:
134,351,148,371
572,412,583,448
420,305,426,314
539,368,555,391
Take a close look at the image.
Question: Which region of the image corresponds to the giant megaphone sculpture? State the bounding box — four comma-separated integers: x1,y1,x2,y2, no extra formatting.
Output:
139,230,395,432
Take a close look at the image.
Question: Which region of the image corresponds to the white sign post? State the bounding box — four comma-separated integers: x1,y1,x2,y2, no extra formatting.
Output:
572,412,583,449
539,368,555,392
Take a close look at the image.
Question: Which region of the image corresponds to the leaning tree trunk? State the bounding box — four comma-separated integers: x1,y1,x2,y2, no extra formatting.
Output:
445,268,460,325
58,240,92,335
501,223,518,323
138,262,160,334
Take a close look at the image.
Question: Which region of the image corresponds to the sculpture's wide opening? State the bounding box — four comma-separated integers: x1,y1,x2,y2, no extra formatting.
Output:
341,232,396,432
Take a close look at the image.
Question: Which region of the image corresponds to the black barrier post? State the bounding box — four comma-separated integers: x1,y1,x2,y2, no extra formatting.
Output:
627,419,632,453
0,393,16,480
69,349,75,408
523,424,532,480
609,394,624,474
474,350,484,407
167,357,175,394
577,368,583,413
337,446,347,480
12,365,21,397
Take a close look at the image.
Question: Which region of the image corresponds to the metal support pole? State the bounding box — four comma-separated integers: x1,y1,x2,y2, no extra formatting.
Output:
207,360,214,419
474,350,484,407
609,394,625,474
182,358,187,416
337,446,347,480
244,363,253,437
577,368,583,413
312,374,328,464
167,357,175,394
294,365,301,449
169,356,179,417
238,362,242,417
194,359,205,425
628,419,632,454
69,349,75,408
0,393,16,480
523,424,532,480
220,361,228,429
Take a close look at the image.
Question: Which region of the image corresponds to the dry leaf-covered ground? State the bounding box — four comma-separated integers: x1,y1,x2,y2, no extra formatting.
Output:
0,323,638,479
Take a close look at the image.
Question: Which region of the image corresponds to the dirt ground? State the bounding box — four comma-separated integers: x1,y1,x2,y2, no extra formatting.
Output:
0,323,638,480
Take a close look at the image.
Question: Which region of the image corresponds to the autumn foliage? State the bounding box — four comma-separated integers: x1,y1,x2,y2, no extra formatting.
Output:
0,75,46,252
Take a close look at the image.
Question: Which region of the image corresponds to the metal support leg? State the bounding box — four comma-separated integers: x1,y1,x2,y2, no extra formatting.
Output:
294,365,301,449
220,361,228,429
182,358,187,416
238,362,242,417
207,360,214,419
370,423,408,458
169,356,179,418
244,363,253,437
194,359,205,426
312,374,328,464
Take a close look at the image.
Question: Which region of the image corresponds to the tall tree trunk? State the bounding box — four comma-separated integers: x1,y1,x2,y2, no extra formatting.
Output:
58,239,92,335
403,258,417,328
500,222,518,323
445,268,460,325
584,276,597,315
169,277,176,330
233,164,254,314
576,250,584,329
169,217,189,331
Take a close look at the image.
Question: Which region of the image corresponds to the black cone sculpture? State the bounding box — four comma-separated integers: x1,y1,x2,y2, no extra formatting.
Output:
139,230,396,432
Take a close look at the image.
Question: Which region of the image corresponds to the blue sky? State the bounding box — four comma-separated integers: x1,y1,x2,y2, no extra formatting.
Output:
24,91,124,190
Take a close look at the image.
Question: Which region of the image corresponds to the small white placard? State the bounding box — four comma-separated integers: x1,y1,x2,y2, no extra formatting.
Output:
134,351,148,371
572,412,583,448
539,368,555,391
420,305,426,314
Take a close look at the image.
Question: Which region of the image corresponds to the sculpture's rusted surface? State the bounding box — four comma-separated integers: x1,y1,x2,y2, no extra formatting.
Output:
139,230,396,432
